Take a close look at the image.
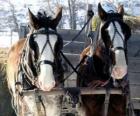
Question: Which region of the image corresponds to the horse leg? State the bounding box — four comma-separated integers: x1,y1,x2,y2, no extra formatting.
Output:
22,94,39,116
77,101,86,116
42,95,62,116
9,85,38,116
79,95,105,116
108,95,127,116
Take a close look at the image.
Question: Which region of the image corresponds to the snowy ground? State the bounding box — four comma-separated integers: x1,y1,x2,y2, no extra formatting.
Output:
0,32,19,48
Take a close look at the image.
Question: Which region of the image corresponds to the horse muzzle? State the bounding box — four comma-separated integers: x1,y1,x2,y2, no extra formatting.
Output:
111,66,127,79
37,79,56,91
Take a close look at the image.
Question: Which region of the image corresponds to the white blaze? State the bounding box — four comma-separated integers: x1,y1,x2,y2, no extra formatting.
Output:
108,22,127,79
111,50,127,79
35,34,57,91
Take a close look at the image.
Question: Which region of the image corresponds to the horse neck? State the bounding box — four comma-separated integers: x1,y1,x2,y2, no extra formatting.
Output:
93,42,110,80
93,39,107,61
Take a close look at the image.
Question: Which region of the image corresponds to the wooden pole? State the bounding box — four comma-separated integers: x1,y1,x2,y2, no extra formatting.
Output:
84,3,93,46
22,88,122,96
85,4,92,34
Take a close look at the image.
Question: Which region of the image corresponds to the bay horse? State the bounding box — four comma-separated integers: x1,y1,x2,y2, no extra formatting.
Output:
6,6,64,116
77,3,131,116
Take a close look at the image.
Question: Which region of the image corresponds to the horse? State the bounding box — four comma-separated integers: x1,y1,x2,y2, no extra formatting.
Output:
6,6,64,116
77,3,131,116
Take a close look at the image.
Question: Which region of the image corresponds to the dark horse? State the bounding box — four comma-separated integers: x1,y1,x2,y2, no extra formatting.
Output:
6,6,64,116
77,3,131,116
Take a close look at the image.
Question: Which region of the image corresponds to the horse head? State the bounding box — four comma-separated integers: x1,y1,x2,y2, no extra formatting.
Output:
26,6,63,91
97,3,131,80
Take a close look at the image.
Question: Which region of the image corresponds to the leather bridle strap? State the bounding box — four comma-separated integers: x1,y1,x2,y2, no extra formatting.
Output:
109,21,126,52
111,21,124,43
112,46,125,52
36,28,55,69
38,60,54,67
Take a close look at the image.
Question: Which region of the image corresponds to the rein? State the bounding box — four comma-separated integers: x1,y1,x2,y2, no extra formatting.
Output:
59,51,87,84
63,12,93,47
58,12,94,83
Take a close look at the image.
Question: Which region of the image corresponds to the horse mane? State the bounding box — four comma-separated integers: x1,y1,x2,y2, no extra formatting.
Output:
36,11,53,29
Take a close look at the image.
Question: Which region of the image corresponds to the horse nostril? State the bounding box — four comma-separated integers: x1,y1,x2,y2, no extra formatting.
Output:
43,82,56,91
111,66,127,79
38,81,56,91
39,81,42,86
50,81,56,88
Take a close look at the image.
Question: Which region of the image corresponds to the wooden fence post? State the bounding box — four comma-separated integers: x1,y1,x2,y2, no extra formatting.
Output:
84,4,93,46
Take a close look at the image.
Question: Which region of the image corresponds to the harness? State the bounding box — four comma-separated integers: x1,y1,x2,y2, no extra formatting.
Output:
13,28,65,115
58,13,94,83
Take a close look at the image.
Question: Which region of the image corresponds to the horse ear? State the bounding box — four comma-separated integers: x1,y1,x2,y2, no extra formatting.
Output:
50,6,62,30
28,8,40,29
98,3,107,21
117,5,124,16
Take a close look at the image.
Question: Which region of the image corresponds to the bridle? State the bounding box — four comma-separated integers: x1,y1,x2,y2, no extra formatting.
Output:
91,17,130,87
101,18,127,53
100,18,128,66
30,28,61,72
18,28,63,90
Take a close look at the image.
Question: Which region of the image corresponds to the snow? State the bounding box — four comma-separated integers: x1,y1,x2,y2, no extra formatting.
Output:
0,32,19,47
0,0,140,47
